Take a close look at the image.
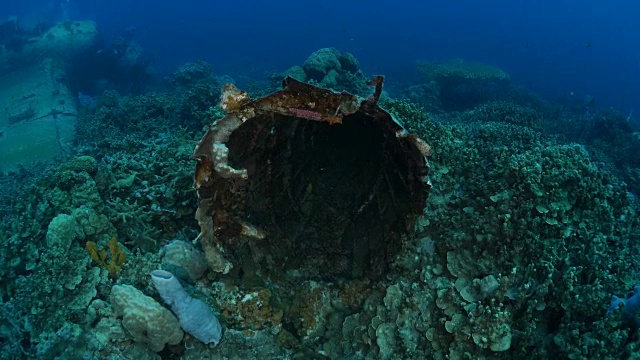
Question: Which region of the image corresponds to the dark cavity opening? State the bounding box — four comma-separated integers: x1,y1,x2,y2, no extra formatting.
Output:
226,111,415,281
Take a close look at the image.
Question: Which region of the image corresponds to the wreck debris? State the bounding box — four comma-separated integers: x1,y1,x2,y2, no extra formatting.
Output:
192,77,431,280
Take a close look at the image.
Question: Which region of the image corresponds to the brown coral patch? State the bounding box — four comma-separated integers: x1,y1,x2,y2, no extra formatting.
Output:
289,283,326,338
339,280,372,310
220,288,283,330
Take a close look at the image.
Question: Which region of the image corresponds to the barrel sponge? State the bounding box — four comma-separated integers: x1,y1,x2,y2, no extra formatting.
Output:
151,269,222,345
110,284,184,352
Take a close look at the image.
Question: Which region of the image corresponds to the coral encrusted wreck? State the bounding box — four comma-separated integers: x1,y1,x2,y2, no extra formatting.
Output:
192,76,431,281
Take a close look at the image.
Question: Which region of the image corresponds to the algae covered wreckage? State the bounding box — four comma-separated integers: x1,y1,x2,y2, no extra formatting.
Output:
192,76,431,281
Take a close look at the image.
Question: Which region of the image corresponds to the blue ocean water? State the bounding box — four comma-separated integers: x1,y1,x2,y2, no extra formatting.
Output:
3,1,640,359
2,0,638,112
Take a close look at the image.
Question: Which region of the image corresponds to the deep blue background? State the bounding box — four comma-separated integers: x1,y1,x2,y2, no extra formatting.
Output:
2,0,639,114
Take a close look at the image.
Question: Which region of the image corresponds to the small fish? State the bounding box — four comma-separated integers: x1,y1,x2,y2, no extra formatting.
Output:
584,41,592,48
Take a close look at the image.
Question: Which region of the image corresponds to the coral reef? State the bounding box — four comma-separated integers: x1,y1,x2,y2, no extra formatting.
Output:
2,49,640,360
281,47,371,96
0,65,220,357
460,100,543,129
416,59,511,110
417,59,510,81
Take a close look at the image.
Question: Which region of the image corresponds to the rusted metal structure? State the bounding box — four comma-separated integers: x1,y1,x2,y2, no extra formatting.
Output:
192,76,431,281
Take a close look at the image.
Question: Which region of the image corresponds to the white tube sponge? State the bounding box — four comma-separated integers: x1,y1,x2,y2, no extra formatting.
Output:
151,269,223,345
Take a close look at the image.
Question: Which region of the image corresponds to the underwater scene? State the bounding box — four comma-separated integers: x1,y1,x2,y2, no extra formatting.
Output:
1,1,640,359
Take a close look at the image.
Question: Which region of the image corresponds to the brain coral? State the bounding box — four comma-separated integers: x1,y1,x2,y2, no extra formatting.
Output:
110,284,183,352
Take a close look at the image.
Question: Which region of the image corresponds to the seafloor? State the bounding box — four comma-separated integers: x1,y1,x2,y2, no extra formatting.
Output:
2,22,640,360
